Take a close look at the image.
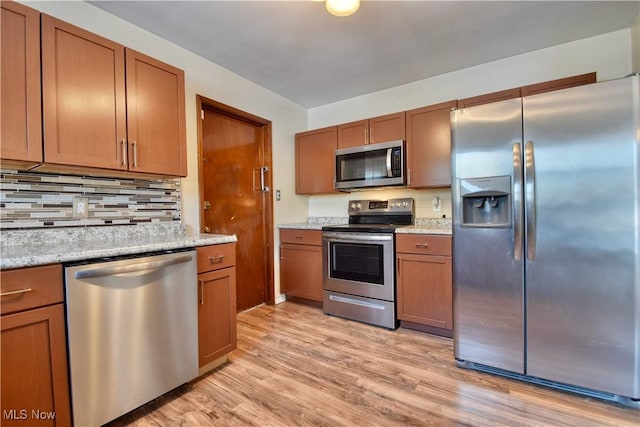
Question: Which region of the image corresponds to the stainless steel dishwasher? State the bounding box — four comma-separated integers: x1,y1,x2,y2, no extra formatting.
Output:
64,250,198,427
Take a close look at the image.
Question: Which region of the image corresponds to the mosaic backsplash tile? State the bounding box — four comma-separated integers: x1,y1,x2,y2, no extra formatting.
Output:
0,169,181,230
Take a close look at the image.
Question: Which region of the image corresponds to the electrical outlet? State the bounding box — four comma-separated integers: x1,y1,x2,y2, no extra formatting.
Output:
432,196,441,212
73,197,89,219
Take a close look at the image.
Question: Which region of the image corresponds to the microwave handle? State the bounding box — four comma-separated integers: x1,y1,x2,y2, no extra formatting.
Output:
386,148,392,177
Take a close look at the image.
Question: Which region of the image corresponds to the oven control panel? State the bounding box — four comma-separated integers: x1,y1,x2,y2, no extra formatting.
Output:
348,198,414,215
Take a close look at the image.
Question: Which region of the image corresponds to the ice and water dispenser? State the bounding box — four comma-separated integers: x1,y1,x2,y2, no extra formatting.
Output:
459,176,511,227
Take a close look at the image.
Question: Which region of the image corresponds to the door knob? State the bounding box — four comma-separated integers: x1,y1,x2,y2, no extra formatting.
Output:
203,226,211,233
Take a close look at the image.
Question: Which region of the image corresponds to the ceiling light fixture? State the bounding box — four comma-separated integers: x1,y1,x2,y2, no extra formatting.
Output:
326,0,360,17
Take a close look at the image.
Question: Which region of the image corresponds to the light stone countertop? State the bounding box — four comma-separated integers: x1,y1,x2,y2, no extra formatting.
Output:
395,224,452,235
277,217,347,231
278,217,452,235
1,223,237,270
277,222,326,231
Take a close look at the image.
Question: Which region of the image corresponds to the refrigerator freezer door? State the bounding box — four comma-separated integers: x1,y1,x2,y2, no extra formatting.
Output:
452,99,525,373
524,76,640,398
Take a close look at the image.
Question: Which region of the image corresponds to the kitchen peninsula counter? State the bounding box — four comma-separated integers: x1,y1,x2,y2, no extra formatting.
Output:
1,223,236,269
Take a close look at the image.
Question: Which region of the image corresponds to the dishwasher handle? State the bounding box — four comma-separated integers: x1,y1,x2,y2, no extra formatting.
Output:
74,254,194,280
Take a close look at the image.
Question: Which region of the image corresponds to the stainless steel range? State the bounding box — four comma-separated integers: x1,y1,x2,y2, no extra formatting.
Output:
322,198,414,329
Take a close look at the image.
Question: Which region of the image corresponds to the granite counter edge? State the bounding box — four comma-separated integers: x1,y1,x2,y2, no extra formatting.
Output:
1,234,237,270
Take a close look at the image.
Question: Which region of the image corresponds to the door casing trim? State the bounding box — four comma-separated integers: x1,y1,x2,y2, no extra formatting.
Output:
196,94,275,305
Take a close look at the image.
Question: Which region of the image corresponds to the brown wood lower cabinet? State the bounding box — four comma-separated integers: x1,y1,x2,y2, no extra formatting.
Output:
396,234,453,337
0,264,71,427
279,229,323,302
197,243,237,374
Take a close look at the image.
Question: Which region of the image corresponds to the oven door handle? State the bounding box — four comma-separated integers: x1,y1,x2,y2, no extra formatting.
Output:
322,233,393,243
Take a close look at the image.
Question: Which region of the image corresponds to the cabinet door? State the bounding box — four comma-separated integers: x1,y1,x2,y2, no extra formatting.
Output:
1,304,71,427
369,112,405,145
125,49,187,176
295,126,337,194
198,267,237,367
458,88,521,109
406,100,457,188
396,253,453,330
520,72,596,97
337,119,368,148
280,242,323,302
337,113,405,148
1,2,42,162
41,15,127,170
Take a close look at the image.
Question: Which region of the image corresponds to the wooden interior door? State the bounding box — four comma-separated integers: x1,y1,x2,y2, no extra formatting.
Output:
198,97,274,311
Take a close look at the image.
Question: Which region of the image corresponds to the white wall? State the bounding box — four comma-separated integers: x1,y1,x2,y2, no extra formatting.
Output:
632,13,640,72
307,29,634,219
24,0,310,298
309,29,632,129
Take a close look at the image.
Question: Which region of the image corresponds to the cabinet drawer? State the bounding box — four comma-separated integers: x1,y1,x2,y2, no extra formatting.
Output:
1,264,63,315
280,229,322,246
197,243,236,273
396,234,451,256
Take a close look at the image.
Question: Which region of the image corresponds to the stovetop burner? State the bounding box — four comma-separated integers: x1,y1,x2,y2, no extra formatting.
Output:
322,198,414,233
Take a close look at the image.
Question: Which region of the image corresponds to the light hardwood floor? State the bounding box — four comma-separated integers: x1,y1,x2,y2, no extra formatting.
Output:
107,301,639,426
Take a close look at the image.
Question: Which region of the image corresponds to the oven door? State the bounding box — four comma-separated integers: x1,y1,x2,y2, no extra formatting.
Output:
322,231,395,301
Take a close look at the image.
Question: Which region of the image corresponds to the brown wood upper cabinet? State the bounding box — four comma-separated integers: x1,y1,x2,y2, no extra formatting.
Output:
1,2,42,164
520,72,596,97
295,125,337,194
337,112,405,149
458,72,596,108
405,100,457,188
41,15,187,176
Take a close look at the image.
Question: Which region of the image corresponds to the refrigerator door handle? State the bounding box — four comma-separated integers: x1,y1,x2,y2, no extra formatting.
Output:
524,140,537,260
513,143,523,261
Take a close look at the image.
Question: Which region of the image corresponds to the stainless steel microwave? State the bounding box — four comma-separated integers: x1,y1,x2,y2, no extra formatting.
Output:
334,140,406,190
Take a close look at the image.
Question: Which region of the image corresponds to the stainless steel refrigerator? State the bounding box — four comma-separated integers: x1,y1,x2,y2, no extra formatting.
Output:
451,74,639,406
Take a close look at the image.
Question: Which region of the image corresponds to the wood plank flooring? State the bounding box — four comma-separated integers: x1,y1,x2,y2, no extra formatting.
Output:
107,301,639,426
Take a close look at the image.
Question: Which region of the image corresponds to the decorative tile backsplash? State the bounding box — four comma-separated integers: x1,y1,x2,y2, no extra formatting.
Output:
0,169,181,230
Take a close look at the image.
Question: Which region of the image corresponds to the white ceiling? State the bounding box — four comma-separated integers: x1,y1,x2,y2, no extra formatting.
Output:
89,1,639,108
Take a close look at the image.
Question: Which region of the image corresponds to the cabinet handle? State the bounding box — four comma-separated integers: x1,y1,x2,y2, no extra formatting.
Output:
370,127,374,144
295,235,304,239
1,288,32,297
199,279,204,305
208,255,225,263
132,141,138,167
121,139,127,166
415,243,430,248
407,168,412,186
364,128,368,145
